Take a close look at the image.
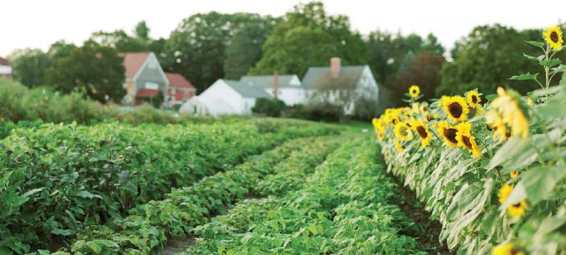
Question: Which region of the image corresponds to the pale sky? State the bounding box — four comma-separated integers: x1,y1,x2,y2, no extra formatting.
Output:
1,0,565,57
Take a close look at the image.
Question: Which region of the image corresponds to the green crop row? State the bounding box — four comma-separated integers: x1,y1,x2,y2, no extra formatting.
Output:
184,139,425,255
376,84,566,254
45,135,341,255
0,119,339,254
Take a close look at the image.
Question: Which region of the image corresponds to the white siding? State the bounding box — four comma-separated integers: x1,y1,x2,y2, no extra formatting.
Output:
265,87,305,106
0,65,12,75
199,80,245,116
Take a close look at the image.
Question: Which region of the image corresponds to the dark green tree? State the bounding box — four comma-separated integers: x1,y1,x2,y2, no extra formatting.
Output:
437,24,548,96
366,30,444,91
223,17,278,79
134,21,150,41
251,1,366,77
165,12,274,92
8,49,51,87
46,41,125,102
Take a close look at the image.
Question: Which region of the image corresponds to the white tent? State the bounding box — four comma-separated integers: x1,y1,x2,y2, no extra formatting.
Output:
179,96,208,116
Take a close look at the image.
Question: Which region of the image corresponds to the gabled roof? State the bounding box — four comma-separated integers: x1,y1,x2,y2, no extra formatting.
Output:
123,52,150,79
0,57,9,66
240,75,300,88
166,72,195,90
223,80,271,98
302,65,368,90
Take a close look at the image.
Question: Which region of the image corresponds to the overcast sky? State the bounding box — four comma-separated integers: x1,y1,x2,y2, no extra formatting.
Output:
1,0,565,56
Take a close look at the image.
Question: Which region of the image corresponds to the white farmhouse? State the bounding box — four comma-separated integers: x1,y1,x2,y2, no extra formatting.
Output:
240,74,305,106
0,57,12,79
198,79,271,116
302,57,379,115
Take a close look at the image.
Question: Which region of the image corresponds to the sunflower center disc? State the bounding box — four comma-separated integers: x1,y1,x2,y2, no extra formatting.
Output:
448,102,463,118
444,128,458,144
551,31,559,43
417,126,427,139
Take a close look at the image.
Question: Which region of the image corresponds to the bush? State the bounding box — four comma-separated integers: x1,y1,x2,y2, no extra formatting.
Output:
283,103,343,122
0,79,188,125
252,98,286,117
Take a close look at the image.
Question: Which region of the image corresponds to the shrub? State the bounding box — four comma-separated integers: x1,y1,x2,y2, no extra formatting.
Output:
252,98,286,117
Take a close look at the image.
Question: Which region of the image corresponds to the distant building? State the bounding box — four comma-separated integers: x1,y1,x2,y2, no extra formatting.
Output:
240,74,305,106
122,52,169,106
179,96,208,115
302,57,379,115
198,79,271,116
0,57,12,79
166,72,196,107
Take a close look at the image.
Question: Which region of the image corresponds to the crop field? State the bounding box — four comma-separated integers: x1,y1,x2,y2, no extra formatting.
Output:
1,26,565,255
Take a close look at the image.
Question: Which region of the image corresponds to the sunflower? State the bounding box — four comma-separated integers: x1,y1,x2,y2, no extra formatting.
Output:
498,183,513,205
543,25,564,51
489,87,529,138
436,121,459,148
394,140,405,153
507,200,527,218
455,122,481,158
411,119,432,147
466,90,481,109
485,110,509,142
441,96,469,122
409,85,420,99
498,183,528,218
394,121,413,141
491,243,524,255
510,170,519,180
372,118,385,139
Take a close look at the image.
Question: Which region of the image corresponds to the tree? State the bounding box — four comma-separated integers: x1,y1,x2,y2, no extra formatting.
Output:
165,12,274,92
366,30,445,91
223,17,278,79
392,52,446,100
46,41,125,103
8,49,51,87
89,21,154,53
251,1,367,77
250,26,338,76
436,24,560,96
134,21,150,41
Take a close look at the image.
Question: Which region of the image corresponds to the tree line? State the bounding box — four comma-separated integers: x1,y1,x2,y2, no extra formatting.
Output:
6,1,565,105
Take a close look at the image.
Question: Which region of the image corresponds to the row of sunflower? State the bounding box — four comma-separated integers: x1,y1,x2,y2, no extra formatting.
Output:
373,25,566,255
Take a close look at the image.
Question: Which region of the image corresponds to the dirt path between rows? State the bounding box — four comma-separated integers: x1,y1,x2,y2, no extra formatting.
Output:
386,172,453,255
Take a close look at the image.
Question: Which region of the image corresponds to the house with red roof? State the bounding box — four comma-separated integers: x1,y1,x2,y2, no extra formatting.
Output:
0,57,12,79
166,72,196,107
122,52,169,106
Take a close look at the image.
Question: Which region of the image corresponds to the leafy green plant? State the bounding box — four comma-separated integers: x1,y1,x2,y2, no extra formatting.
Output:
0,119,339,253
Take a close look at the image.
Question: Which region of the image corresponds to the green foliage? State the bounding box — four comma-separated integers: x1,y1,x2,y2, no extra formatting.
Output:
223,17,278,79
8,48,51,87
183,139,426,255
378,84,566,254
53,133,339,254
46,41,125,103
437,24,566,96
366,31,445,90
0,119,340,253
165,13,275,91
0,79,186,125
251,2,367,77
251,98,286,117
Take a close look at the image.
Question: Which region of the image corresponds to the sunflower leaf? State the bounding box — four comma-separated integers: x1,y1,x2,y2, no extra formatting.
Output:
509,72,538,81
522,53,539,61
526,40,545,48
539,58,561,68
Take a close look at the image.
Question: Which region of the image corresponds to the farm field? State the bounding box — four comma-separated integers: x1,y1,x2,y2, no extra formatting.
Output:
0,83,565,255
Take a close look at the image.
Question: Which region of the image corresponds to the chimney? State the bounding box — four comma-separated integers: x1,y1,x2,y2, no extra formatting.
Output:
330,57,341,78
272,72,279,99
